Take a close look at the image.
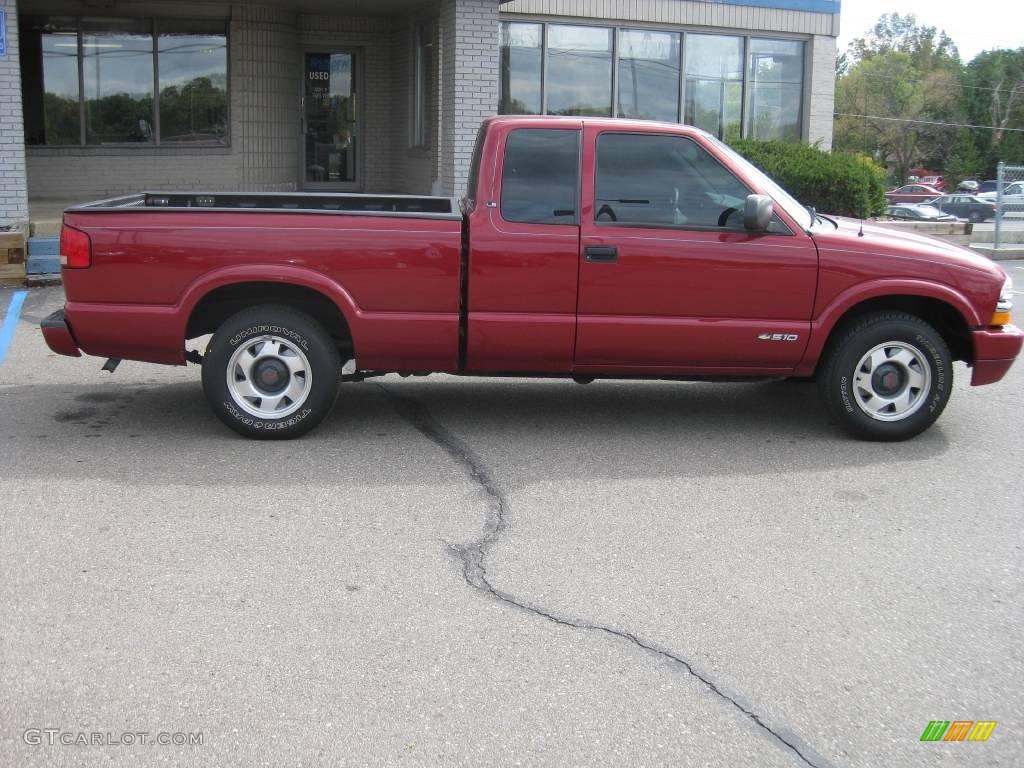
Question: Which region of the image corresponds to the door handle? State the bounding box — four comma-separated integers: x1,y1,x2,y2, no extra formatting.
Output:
585,245,618,263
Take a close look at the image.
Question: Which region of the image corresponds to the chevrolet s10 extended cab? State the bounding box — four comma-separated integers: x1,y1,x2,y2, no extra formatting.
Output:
43,116,1021,440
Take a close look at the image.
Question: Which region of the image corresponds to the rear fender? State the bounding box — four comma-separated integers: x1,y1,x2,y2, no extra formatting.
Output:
178,264,361,340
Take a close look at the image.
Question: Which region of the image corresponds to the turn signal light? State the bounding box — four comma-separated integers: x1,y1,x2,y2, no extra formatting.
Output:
991,310,1011,327
60,225,91,269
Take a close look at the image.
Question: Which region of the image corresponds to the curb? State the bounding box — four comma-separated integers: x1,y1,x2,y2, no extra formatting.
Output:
969,245,1024,261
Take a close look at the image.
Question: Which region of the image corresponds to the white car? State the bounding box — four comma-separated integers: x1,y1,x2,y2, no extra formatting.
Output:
978,181,1024,211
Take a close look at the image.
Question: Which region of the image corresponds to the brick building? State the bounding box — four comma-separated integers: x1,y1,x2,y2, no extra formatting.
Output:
0,0,839,229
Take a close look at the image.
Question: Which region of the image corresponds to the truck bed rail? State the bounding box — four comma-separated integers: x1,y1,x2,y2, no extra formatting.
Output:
66,191,461,220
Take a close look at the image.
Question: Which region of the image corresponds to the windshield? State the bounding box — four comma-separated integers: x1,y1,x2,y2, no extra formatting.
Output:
706,136,814,231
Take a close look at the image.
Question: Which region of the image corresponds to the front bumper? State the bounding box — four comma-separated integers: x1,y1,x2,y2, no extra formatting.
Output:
970,324,1023,385
41,309,82,358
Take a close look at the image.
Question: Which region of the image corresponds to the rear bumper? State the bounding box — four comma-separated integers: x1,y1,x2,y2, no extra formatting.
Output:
41,309,82,357
970,325,1023,385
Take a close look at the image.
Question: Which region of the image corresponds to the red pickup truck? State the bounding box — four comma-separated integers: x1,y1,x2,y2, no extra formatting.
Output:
42,116,1020,441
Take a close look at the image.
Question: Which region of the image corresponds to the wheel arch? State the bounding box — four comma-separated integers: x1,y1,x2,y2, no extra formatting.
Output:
799,284,978,376
182,270,358,358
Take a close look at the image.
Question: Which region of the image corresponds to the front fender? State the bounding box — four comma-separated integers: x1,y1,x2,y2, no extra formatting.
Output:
794,279,980,376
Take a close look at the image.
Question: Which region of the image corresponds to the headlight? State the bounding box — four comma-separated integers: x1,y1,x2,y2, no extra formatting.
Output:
993,276,1013,326
998,276,1013,311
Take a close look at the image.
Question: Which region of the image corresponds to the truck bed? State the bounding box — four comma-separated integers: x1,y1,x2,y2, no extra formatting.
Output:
60,192,466,371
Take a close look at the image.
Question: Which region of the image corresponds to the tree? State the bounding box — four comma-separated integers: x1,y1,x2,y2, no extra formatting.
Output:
835,14,961,182
959,49,1024,172
850,13,960,71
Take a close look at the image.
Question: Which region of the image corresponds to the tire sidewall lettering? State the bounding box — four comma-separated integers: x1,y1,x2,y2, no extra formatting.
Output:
224,400,313,430
228,324,309,351
839,375,854,412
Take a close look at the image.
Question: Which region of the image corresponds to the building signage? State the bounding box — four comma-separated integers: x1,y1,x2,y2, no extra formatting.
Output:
0,10,7,57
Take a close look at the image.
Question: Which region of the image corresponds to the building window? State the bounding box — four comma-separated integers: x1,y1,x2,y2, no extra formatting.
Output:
158,20,230,145
499,22,541,115
497,21,807,144
82,19,155,144
412,23,434,148
746,38,804,142
20,16,228,147
684,34,743,142
545,25,611,117
618,29,680,122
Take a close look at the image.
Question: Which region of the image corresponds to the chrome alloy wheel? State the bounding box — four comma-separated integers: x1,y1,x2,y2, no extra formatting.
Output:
226,335,312,419
852,341,931,422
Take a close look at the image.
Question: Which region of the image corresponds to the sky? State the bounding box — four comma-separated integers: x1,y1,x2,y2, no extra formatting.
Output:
838,0,1024,61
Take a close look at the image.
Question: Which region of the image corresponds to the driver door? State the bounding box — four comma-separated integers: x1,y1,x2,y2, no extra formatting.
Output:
574,128,818,372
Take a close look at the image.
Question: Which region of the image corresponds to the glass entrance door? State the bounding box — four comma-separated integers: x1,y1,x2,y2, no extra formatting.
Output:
304,52,358,189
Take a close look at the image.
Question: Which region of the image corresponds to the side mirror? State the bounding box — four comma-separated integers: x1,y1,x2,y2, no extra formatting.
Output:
744,194,774,232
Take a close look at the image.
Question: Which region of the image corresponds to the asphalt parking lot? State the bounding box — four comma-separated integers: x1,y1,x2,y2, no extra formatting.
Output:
2,275,1023,767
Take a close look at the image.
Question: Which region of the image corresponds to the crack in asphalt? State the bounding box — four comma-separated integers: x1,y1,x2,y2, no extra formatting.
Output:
377,382,827,768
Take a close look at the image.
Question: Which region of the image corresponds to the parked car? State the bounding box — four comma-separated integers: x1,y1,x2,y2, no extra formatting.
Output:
42,115,1021,442
978,181,1024,211
886,184,942,204
926,195,997,222
921,175,947,191
977,180,1001,195
885,204,957,222
956,179,979,193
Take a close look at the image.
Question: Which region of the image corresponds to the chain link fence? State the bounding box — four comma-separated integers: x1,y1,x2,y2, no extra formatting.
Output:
994,162,1024,251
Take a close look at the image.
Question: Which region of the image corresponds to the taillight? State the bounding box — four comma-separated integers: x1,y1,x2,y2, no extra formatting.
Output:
60,225,91,269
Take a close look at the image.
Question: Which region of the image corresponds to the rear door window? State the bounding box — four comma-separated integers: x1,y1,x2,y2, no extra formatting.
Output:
500,129,580,225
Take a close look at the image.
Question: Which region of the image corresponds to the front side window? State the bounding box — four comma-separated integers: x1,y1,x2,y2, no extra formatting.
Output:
595,132,750,229
20,16,228,146
500,129,580,225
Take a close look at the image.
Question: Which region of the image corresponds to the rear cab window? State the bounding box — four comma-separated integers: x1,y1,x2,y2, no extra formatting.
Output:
500,129,581,225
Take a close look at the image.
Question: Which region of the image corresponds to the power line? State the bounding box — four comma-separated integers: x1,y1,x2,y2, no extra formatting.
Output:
835,112,1024,132
844,70,1024,96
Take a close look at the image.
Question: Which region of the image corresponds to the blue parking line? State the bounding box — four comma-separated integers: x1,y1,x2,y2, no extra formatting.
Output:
0,290,28,366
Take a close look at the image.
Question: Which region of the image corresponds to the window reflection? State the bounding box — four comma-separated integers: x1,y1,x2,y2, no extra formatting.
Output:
499,22,541,115
40,27,80,145
746,38,804,142
684,34,743,141
617,29,680,122
158,22,228,145
546,25,611,117
82,20,154,144
21,16,229,147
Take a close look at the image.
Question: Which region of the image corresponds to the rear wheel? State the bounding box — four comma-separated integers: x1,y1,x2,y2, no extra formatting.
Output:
819,312,952,441
969,211,985,223
202,305,341,439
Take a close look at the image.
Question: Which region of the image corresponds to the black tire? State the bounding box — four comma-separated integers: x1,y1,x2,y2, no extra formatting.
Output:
201,304,341,439
968,211,984,223
818,312,952,441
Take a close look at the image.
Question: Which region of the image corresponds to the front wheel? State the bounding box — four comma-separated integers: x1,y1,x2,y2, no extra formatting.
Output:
819,312,952,441
202,305,341,439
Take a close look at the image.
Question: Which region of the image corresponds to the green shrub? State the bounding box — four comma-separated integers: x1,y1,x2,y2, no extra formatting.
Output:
730,139,888,219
